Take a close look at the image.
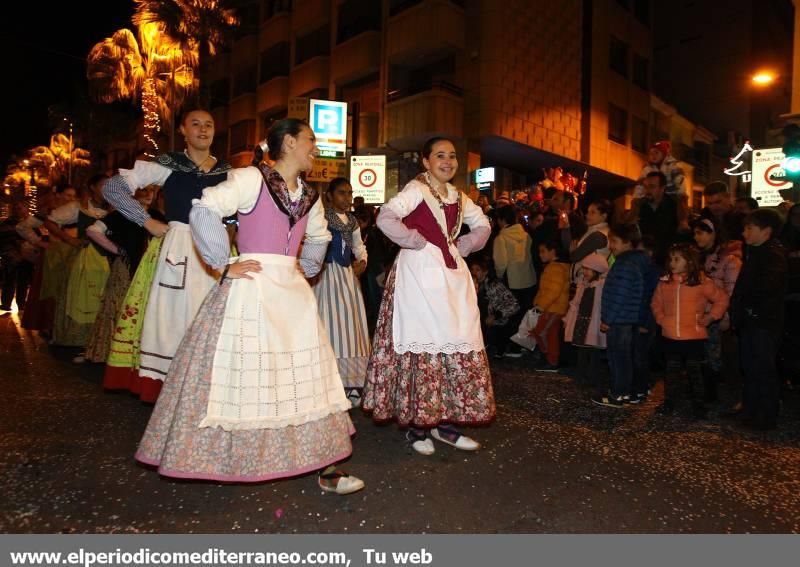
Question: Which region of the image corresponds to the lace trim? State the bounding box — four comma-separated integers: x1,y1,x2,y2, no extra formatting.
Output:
394,341,485,355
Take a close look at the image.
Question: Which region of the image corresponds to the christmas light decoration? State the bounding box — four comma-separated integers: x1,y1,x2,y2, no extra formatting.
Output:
724,141,753,183
142,78,161,157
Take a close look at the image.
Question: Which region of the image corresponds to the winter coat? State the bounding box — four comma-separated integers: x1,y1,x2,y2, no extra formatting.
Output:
730,239,788,333
601,249,652,325
634,155,686,197
477,279,520,327
564,277,606,348
651,274,729,341
534,261,570,315
703,242,742,296
493,223,537,290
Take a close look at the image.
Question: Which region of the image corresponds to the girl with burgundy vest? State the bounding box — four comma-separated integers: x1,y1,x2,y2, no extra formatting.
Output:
133,118,364,495
362,137,495,456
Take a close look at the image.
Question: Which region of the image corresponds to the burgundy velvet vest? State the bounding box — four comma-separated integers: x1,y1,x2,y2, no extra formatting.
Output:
402,201,460,269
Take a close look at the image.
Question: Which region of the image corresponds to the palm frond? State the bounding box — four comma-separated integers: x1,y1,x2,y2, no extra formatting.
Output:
86,28,145,103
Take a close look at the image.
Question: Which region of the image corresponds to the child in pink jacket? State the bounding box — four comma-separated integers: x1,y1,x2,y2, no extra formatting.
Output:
651,243,728,418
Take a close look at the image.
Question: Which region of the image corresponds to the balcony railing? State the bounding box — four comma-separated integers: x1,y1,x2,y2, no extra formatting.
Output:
387,80,463,103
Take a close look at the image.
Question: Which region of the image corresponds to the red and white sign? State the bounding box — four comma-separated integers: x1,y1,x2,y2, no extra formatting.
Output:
350,155,386,204
751,147,791,207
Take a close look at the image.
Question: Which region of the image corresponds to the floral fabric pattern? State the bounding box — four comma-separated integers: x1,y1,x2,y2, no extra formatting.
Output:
135,279,355,482
85,256,131,363
363,266,496,428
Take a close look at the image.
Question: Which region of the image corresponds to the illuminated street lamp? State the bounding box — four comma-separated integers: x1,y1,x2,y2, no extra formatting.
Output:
752,71,777,86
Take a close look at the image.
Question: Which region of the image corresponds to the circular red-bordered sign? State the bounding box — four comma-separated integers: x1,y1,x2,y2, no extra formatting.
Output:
358,168,377,188
764,163,790,188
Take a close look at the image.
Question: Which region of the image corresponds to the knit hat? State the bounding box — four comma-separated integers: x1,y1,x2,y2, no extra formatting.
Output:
582,252,609,274
651,140,671,158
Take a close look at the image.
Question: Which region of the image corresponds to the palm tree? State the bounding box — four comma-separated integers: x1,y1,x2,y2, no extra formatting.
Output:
23,134,92,189
86,22,198,155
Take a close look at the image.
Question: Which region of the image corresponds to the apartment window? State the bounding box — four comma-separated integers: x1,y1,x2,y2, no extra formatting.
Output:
631,116,648,153
694,141,711,184
634,0,650,26
230,119,256,154
608,104,628,145
632,54,649,90
263,0,292,21
295,26,330,66
609,37,629,78
212,131,229,161
259,42,290,83
234,2,259,38
209,78,230,107
261,109,288,139
232,66,257,98
338,0,382,44
616,0,629,9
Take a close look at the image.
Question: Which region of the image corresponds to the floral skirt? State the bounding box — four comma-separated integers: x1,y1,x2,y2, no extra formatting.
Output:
85,257,131,363
362,265,495,428
135,279,355,483
103,237,162,401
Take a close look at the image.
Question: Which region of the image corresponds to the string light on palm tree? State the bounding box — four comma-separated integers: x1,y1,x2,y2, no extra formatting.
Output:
142,78,162,156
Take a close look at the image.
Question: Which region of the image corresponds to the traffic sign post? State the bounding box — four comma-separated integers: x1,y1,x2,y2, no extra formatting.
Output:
309,99,348,159
350,155,387,204
751,147,791,207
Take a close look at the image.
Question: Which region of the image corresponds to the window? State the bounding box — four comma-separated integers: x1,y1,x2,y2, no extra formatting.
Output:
295,26,330,66
234,3,259,38
632,116,648,153
337,0,382,44
608,104,627,145
232,66,257,98
209,78,230,108
259,42,290,83
229,119,256,154
694,141,711,184
632,54,649,90
261,109,288,139
634,0,650,26
609,37,629,78
263,0,292,21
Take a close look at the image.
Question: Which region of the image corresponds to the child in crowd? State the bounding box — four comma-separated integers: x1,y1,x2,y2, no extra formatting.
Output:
531,240,570,372
634,235,662,399
651,243,728,418
563,253,608,386
593,224,652,408
730,209,787,430
470,255,522,358
693,218,742,402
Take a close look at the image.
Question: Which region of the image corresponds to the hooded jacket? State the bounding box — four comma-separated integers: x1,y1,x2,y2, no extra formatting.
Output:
493,223,537,290
651,274,729,341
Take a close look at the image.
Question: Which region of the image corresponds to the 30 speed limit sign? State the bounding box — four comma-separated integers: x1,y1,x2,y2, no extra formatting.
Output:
351,155,386,203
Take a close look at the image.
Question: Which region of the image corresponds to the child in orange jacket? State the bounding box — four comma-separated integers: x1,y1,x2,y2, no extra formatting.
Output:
531,240,570,372
651,243,728,417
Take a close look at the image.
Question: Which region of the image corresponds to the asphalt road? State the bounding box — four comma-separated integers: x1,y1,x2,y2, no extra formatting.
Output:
2,312,799,533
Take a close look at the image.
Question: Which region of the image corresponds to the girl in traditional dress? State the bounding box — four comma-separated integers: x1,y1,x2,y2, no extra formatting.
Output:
16,187,78,334
134,118,364,494
102,108,231,402
83,188,154,364
362,137,494,456
313,178,370,406
40,176,110,351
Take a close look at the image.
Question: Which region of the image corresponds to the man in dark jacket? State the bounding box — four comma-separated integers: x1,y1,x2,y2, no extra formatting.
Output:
701,181,744,245
631,171,679,267
730,209,787,430
594,223,652,407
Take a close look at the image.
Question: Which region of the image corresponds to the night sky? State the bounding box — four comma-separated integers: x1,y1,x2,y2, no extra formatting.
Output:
1,2,134,168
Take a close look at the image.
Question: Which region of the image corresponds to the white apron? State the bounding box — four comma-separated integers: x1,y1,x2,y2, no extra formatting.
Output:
392,241,484,355
201,253,351,431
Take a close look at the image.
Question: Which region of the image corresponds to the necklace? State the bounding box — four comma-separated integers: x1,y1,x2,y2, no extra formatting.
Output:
420,172,463,244
184,149,215,171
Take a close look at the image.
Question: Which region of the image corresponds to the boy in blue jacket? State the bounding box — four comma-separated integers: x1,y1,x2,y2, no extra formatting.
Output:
593,224,653,408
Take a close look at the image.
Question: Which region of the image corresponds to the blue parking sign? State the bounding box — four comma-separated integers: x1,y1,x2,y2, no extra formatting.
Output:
310,99,347,137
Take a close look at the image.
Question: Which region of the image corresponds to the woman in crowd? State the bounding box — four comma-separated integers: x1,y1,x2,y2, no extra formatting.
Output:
362,136,494,456
102,108,231,402
313,178,370,406
561,199,611,284
135,119,363,494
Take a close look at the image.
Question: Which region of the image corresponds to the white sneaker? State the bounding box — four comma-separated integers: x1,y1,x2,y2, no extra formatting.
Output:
431,428,481,451
406,431,435,455
318,469,365,495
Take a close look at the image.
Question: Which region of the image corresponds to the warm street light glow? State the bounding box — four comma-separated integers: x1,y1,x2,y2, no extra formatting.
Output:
752,72,777,86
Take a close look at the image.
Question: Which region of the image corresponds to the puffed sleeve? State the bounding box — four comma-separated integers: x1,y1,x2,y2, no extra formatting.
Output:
352,226,367,263
189,166,262,271
376,181,427,250
456,195,491,257
47,201,80,227
16,215,44,246
104,160,173,226
86,219,108,235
